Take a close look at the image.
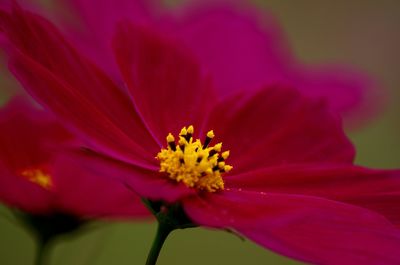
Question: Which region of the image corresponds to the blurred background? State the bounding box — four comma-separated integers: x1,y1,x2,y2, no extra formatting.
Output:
0,0,399,264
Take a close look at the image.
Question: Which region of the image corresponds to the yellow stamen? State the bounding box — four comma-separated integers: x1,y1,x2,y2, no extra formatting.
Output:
179,127,187,136
20,168,53,190
213,143,222,152
206,130,215,139
224,165,233,172
222,151,230,160
166,133,175,143
156,126,232,192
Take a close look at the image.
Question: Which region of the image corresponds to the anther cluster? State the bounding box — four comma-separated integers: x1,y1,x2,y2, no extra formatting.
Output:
157,125,232,192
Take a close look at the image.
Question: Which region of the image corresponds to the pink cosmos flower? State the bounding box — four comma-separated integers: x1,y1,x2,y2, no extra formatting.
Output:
55,0,382,126
2,4,400,265
0,96,149,219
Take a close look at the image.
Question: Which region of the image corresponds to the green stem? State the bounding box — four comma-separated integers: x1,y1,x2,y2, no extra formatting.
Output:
145,222,173,265
34,240,49,265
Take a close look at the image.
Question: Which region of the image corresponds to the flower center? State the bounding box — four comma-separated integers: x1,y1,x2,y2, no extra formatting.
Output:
20,167,53,190
157,125,232,192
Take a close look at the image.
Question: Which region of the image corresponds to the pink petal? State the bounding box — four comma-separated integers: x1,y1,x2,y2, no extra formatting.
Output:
113,22,216,142
294,66,383,128
60,148,196,204
52,154,151,219
184,189,400,265
58,0,155,77
0,96,71,171
171,2,289,97
205,85,355,174
1,5,158,168
170,2,380,123
227,164,400,226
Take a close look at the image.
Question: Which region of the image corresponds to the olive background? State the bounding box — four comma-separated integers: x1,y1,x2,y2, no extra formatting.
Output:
0,0,399,264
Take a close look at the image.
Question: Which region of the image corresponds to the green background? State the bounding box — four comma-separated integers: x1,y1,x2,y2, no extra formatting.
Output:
1,0,400,264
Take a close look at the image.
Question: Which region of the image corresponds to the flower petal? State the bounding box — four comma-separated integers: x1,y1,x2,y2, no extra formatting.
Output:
1,5,158,168
294,66,382,128
58,0,155,76
205,86,355,174
60,148,196,203
184,189,400,265
227,164,400,226
171,2,380,124
113,22,216,143
52,154,151,219
172,2,289,97
0,96,71,171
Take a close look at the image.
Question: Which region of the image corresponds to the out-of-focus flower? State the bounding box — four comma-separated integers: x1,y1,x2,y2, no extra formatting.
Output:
2,5,400,264
0,96,150,264
55,0,382,126
0,96,149,219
